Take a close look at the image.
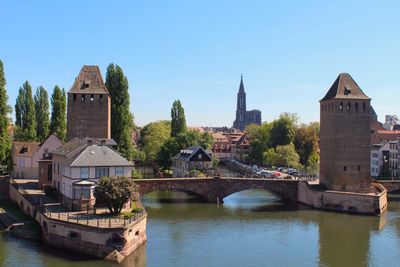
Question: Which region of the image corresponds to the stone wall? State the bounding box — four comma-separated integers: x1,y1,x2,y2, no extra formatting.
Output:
9,183,37,218
39,213,147,260
297,181,387,215
66,93,111,140
0,176,9,200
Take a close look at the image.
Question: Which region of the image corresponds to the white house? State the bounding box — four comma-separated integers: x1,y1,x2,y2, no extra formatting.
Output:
52,138,134,211
11,134,63,179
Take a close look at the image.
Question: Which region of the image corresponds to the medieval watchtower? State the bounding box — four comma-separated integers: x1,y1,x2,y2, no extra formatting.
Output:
66,66,111,141
320,73,371,192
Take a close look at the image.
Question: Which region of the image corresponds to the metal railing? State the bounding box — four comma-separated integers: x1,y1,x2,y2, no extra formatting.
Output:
41,204,146,228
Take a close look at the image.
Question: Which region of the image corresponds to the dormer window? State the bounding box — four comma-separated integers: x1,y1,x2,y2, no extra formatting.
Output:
81,80,90,89
344,87,351,95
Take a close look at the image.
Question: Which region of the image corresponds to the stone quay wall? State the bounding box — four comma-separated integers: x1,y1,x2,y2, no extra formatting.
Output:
38,212,147,260
298,181,387,215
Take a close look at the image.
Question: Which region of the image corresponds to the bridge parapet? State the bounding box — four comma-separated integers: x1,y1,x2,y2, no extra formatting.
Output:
135,177,299,203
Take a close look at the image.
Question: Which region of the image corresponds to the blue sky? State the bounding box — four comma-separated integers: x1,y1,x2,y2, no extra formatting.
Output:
1,1,399,127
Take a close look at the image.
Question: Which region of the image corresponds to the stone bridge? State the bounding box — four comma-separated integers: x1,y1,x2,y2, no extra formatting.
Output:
373,180,400,193
135,177,299,203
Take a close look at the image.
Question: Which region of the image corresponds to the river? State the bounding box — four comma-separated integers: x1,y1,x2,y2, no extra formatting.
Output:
1,190,399,267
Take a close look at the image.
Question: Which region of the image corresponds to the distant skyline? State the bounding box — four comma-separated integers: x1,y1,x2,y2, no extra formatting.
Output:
1,1,400,127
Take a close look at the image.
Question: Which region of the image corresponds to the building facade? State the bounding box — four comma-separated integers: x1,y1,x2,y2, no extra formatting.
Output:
52,138,134,210
11,134,63,179
232,75,262,130
319,73,371,192
66,65,111,141
172,146,213,177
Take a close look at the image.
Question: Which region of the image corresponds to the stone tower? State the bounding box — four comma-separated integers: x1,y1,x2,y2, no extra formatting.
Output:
233,75,247,130
319,73,371,192
66,65,111,141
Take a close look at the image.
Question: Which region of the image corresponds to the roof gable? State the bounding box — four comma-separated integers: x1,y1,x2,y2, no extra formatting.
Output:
321,73,370,101
70,145,133,167
68,65,109,95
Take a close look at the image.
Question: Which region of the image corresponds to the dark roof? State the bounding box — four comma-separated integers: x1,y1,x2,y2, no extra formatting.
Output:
70,145,133,167
68,65,109,95
172,146,212,161
12,142,41,157
320,73,370,101
52,138,117,159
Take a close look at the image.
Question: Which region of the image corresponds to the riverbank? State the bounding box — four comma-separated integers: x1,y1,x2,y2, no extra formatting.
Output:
0,200,41,241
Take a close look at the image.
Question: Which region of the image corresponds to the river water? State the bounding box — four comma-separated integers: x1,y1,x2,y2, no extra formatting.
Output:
1,190,399,267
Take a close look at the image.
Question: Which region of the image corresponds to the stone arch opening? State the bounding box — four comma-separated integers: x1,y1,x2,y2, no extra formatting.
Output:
141,189,209,203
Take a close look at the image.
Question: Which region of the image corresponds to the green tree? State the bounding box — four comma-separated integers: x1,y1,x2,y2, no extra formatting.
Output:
50,86,66,141
94,176,137,214
34,86,50,141
14,81,36,141
245,122,272,164
294,122,319,167
140,121,171,163
269,113,296,148
15,87,25,128
0,60,12,166
156,137,180,170
105,64,135,159
263,144,300,168
170,100,186,137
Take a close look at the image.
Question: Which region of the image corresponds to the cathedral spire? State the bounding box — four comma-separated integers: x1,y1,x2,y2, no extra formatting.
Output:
239,74,245,94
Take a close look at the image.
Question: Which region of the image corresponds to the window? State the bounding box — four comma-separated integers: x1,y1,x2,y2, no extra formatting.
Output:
347,103,350,111
363,103,366,111
95,167,109,178
17,158,25,167
81,94,85,101
74,187,90,199
358,165,360,171
339,103,343,111
355,102,358,111
73,94,76,101
115,167,124,176
80,167,89,179
100,94,103,100
344,166,347,171
90,94,94,101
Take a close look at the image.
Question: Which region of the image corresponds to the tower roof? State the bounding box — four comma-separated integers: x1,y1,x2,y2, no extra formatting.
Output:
320,73,370,101
238,74,245,94
68,65,109,94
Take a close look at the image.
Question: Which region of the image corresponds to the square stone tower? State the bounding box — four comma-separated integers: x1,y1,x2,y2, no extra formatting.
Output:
66,65,111,141
319,73,371,192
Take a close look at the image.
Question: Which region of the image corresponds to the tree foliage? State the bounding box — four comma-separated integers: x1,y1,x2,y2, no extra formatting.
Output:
170,100,186,137
105,64,136,160
140,120,171,163
94,176,137,214
50,86,66,141
269,113,296,148
34,86,50,141
14,81,37,141
156,137,180,170
0,60,12,166
263,144,300,168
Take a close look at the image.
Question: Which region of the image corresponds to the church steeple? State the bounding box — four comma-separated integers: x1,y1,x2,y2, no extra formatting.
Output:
239,74,245,94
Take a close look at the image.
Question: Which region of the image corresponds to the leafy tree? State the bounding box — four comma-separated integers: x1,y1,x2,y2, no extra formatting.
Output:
263,144,300,168
50,86,66,141
15,87,25,128
294,122,319,167
0,60,12,166
269,113,296,148
170,100,186,137
156,138,180,170
245,122,272,164
176,130,213,150
105,64,136,159
14,81,36,141
34,86,50,141
140,121,171,163
94,176,137,214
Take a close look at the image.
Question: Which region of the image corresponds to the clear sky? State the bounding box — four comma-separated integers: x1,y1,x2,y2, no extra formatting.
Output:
1,1,399,127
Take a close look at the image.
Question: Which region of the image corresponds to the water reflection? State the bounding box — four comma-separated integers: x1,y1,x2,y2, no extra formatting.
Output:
0,190,398,267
